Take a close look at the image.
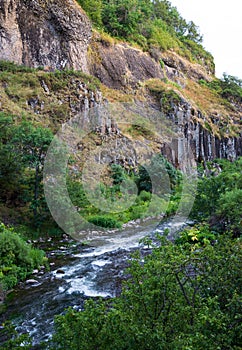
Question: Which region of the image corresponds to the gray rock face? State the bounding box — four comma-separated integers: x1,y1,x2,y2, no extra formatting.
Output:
160,101,242,166
89,42,165,89
0,0,91,71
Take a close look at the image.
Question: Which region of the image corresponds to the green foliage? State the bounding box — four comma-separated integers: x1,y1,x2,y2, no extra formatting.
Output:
136,154,181,193
102,0,152,38
78,0,212,65
0,321,32,350
88,215,122,228
0,116,54,228
182,38,215,71
43,69,101,92
216,189,242,236
0,223,46,291
191,158,242,236
110,164,127,185
66,155,182,227
51,234,242,349
10,121,53,226
220,73,242,103
77,0,103,26
175,224,217,246
199,74,242,103
146,19,179,51
0,60,36,73
138,190,151,202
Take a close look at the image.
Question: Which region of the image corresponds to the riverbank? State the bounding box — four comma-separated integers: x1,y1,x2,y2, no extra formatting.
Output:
0,218,190,346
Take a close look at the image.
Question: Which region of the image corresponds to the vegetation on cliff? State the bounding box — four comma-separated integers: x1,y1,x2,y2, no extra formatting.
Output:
78,0,213,71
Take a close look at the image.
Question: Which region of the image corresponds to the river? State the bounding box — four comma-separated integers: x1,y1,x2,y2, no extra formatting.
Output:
0,219,188,347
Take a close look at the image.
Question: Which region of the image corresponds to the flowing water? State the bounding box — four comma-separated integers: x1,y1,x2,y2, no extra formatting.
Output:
0,219,188,347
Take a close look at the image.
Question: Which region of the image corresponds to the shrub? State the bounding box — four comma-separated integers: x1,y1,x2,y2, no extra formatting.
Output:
51,235,242,350
88,215,122,228
0,223,46,290
147,19,179,51
138,190,151,202
216,189,242,236
175,224,217,246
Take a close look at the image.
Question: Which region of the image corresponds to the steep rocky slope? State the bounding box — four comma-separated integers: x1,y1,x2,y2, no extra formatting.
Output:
0,0,241,166
0,0,91,71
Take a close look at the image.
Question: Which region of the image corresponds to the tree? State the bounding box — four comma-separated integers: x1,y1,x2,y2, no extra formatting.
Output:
184,20,203,43
0,114,25,204
136,154,180,194
191,158,242,236
77,0,103,26
11,122,53,225
102,0,152,38
50,233,242,349
220,73,242,103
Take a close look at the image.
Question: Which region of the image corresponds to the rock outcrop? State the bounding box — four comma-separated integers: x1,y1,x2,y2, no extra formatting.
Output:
0,0,91,71
161,100,242,166
88,41,165,89
88,34,213,90
0,0,240,165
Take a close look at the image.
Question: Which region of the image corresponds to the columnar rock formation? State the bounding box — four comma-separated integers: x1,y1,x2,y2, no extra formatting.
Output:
0,0,241,165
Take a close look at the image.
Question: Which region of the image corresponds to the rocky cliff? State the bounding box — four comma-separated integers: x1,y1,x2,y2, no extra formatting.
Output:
0,0,241,166
0,0,91,71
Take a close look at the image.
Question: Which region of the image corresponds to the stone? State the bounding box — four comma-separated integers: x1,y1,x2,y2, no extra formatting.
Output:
40,80,50,95
88,41,165,89
26,279,39,285
0,0,92,72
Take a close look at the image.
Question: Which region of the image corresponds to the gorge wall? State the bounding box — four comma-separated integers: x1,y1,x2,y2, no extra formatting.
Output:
0,0,241,167
0,0,91,71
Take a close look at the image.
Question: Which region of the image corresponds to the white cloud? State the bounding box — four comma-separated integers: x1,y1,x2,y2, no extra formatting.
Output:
170,0,242,78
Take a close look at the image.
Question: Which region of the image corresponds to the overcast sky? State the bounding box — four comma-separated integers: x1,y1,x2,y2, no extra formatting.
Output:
170,0,242,79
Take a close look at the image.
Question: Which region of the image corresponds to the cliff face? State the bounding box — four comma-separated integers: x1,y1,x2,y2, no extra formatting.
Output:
87,35,212,90
0,0,91,71
0,0,241,165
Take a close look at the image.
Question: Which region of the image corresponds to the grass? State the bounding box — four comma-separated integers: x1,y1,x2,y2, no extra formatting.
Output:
183,79,241,137
0,63,101,128
143,77,241,138
100,85,134,103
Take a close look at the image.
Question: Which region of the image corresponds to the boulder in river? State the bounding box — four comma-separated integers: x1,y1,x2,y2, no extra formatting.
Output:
26,279,40,285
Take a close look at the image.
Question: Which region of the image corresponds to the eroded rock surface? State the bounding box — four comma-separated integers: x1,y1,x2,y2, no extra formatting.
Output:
0,0,91,71
88,41,165,89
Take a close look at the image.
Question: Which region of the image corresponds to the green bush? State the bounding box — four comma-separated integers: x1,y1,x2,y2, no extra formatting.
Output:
51,235,242,350
147,19,179,51
0,60,35,73
138,190,151,202
77,0,213,66
191,157,242,236
77,0,103,26
216,189,242,236
0,223,46,290
88,215,122,228
199,74,242,103
175,224,216,246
